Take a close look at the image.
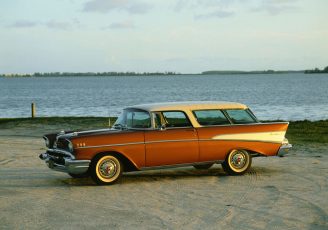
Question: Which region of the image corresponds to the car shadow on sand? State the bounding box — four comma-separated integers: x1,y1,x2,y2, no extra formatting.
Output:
58,166,229,186
0,166,284,188
62,165,283,186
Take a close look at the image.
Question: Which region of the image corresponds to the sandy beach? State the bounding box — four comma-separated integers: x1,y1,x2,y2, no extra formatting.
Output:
2,0,328,228
0,124,327,229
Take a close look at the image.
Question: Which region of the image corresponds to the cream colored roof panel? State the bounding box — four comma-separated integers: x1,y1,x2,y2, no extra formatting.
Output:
127,101,248,112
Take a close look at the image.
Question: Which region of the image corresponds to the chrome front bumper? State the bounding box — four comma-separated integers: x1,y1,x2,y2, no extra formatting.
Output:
39,149,90,174
277,144,292,157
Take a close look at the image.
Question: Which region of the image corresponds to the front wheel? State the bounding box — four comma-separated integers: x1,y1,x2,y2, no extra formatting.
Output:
90,154,123,185
222,149,252,175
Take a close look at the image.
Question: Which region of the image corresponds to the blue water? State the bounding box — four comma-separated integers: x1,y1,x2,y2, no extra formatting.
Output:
0,73,327,121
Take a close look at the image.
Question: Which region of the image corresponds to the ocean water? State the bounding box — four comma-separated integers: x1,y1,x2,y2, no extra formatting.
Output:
0,73,327,121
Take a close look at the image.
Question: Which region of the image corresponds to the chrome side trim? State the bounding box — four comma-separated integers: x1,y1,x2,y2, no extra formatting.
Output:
76,137,283,150
146,139,198,144
77,141,145,149
140,160,223,170
76,139,198,149
198,139,282,144
212,131,284,136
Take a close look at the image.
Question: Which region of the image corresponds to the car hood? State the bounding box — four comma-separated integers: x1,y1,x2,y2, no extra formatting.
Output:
58,128,124,139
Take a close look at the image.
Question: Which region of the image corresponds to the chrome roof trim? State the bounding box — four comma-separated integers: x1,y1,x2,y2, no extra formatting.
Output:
126,101,247,112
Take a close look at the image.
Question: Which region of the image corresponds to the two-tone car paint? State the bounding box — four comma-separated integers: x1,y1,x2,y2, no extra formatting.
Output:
40,101,292,185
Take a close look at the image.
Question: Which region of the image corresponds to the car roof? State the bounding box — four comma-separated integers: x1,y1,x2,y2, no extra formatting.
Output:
126,101,248,112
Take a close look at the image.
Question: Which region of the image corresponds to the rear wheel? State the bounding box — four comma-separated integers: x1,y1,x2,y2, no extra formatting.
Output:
90,154,123,185
193,163,213,170
222,149,252,175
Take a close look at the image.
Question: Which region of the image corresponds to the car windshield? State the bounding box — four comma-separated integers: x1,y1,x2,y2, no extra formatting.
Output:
113,109,151,129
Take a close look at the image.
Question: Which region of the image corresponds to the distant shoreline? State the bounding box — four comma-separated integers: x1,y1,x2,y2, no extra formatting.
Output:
1,69,328,77
0,71,306,77
201,70,304,75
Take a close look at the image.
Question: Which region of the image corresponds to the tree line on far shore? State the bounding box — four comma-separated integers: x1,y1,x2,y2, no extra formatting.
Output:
304,66,328,74
1,66,328,77
0,71,180,77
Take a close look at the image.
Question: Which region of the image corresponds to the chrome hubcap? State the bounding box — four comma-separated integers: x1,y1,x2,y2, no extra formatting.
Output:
99,159,117,178
230,151,247,169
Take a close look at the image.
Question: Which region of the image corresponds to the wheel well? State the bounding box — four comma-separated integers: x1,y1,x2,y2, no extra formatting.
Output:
92,151,139,172
247,150,265,157
224,148,262,160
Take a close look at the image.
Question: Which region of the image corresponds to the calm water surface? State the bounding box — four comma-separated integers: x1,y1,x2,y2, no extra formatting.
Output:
1,73,327,121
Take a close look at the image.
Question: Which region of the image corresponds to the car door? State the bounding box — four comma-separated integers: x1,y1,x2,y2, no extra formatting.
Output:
144,111,199,167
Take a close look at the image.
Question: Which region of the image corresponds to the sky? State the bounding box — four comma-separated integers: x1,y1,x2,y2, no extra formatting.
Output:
0,0,327,74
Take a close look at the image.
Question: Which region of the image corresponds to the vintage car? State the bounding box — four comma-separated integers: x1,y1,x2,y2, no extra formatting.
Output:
39,101,292,185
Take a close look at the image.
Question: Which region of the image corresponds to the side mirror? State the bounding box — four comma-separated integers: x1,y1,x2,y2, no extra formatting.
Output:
160,124,166,131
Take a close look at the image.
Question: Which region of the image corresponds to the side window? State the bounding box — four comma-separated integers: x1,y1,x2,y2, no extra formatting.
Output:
225,109,256,124
193,110,230,126
126,110,151,128
162,111,192,128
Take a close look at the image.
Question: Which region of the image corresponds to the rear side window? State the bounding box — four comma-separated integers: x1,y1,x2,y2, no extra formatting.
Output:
162,111,192,128
225,109,256,124
193,110,230,126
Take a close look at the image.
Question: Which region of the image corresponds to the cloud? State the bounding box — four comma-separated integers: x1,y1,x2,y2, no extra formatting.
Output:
174,0,237,20
7,19,85,31
175,0,299,17
83,0,152,14
174,0,240,11
252,0,299,15
45,20,71,30
9,20,38,28
195,10,234,20
103,20,135,29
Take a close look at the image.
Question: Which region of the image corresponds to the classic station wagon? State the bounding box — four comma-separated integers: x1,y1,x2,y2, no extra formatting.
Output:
39,101,292,185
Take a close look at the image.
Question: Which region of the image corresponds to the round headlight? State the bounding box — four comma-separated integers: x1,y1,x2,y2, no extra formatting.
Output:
68,141,74,152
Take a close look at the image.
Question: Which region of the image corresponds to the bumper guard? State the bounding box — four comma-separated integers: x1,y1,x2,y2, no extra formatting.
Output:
39,149,90,174
277,144,292,157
